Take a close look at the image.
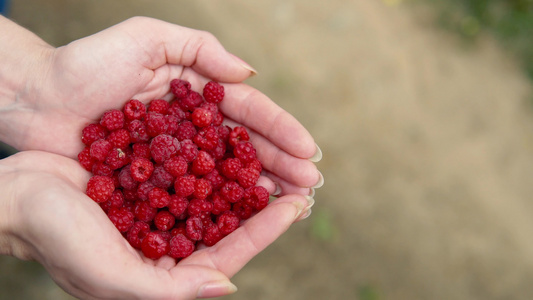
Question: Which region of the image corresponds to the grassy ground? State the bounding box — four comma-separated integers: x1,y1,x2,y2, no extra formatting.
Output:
427,0,533,79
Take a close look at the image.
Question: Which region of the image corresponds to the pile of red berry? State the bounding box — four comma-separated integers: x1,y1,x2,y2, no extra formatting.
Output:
78,79,269,260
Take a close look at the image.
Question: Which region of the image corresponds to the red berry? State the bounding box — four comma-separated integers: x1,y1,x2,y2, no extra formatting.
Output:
193,178,213,200
141,231,170,260
118,166,138,190
179,90,203,111
133,200,157,222
126,221,150,249
163,155,188,177
78,146,96,171
174,175,196,198
149,165,175,189
107,129,131,149
154,210,176,231
229,126,250,146
168,195,189,218
123,99,146,120
211,193,231,215
233,141,257,163
86,175,115,203
221,158,242,180
179,139,199,162
170,79,191,99
244,186,270,210
105,148,129,170
220,181,244,203
100,109,125,131
136,181,155,201
186,216,204,241
92,162,114,177
237,167,260,189
191,107,213,127
217,211,240,236
168,234,195,259
203,224,224,246
100,190,125,213
203,81,224,103
175,121,197,141
90,139,113,162
192,151,215,176
108,207,135,232
81,123,107,146
127,119,150,143
150,134,180,164
130,157,154,182
148,99,169,114
132,142,151,159
148,187,171,208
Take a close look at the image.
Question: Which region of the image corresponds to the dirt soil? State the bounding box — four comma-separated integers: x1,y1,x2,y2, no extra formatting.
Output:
2,1,533,299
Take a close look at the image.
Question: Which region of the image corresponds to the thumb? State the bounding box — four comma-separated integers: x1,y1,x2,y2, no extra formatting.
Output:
120,16,257,83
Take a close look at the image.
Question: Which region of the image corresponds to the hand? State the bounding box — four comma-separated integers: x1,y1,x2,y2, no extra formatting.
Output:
1,151,311,299
9,16,320,193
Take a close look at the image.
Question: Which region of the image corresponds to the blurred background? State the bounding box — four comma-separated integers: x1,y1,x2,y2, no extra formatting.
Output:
2,0,533,299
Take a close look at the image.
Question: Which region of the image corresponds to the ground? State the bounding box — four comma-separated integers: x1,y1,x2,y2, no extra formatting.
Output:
2,1,533,299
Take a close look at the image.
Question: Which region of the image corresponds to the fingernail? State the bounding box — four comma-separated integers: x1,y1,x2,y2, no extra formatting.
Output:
309,143,322,163
273,183,282,196
230,53,258,76
293,196,315,221
304,195,315,210
308,188,315,198
197,281,238,298
312,171,324,189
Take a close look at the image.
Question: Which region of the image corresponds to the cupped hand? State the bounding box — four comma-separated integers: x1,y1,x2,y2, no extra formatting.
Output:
15,16,320,193
2,151,311,299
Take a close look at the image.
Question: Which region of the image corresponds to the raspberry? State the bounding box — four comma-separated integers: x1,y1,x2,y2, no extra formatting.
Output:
168,195,189,218
100,109,125,131
192,151,215,175
126,221,150,249
90,139,113,162
100,190,125,213
148,99,169,114
188,198,213,216
179,139,199,162
105,148,129,170
127,120,150,143
203,81,224,103
92,162,114,177
165,115,180,136
204,169,225,191
133,200,157,222
208,138,226,160
145,112,168,137
221,158,242,180
163,155,188,177
123,99,146,120
212,112,224,126
193,126,218,151
217,125,232,142
229,126,250,147
237,167,260,188
170,79,191,99
217,211,240,236
136,181,155,201
232,201,253,220
130,157,154,182
174,175,196,197
81,123,107,146
186,216,204,241
167,101,188,120
150,134,180,164
168,234,195,259
132,142,151,159
170,225,187,237
191,107,213,127
220,181,244,203
246,158,263,173
149,165,174,189
148,187,171,208
233,141,257,163
211,193,231,215
175,121,197,141
141,231,170,260
244,186,270,210
78,146,96,171
118,166,138,190
86,175,115,203
107,129,131,149
108,207,135,232
203,224,224,247
154,210,176,231
179,90,203,111
193,179,212,200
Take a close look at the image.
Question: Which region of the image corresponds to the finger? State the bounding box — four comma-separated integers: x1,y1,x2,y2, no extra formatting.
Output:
218,83,317,160
118,17,255,83
222,117,320,188
180,194,309,278
262,170,312,197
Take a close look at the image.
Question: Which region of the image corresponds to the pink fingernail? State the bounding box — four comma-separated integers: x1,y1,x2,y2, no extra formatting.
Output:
197,281,238,298
229,53,258,75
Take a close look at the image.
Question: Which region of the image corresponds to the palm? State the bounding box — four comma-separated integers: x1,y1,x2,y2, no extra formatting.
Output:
8,151,304,299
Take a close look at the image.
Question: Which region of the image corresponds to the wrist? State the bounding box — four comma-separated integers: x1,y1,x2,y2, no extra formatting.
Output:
0,156,31,259
0,16,54,150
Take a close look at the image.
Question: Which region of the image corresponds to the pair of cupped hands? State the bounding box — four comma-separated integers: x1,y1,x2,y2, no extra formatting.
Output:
0,16,321,299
